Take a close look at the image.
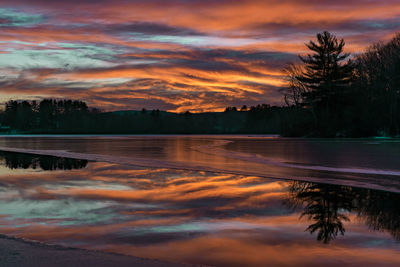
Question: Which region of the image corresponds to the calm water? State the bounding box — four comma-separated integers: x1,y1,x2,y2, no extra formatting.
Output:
0,136,399,266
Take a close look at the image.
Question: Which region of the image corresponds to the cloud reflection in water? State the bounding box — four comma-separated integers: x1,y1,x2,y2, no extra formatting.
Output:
0,153,399,266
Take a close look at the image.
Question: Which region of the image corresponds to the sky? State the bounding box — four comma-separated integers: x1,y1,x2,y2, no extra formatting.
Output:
0,0,400,112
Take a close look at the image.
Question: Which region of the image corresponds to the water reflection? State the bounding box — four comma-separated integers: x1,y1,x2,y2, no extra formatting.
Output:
0,136,400,192
0,151,88,171
287,181,400,243
356,189,400,241
0,155,399,266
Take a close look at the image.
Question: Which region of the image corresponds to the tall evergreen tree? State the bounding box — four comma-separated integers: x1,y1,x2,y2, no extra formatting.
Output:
297,31,353,135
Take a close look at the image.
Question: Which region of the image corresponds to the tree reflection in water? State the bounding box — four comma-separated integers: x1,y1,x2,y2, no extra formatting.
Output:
358,189,400,241
0,150,398,244
287,181,400,243
0,151,88,171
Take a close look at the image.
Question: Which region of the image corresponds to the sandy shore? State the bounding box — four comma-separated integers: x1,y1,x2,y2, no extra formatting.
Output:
0,235,196,267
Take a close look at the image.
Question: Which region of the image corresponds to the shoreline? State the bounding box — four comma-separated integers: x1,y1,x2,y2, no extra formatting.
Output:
0,234,196,267
0,133,397,139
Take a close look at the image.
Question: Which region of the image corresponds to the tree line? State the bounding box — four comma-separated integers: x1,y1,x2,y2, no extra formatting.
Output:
282,31,400,137
2,99,91,132
0,99,287,134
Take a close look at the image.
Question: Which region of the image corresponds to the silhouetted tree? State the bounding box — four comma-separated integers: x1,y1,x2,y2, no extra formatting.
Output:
355,33,400,136
224,106,237,112
296,31,354,135
282,63,307,107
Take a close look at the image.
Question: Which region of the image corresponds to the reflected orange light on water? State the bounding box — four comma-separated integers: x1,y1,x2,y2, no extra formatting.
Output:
0,154,399,266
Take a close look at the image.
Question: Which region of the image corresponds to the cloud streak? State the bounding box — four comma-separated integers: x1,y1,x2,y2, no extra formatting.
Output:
0,0,399,111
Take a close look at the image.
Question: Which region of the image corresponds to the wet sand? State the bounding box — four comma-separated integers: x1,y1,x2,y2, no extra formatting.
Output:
0,235,195,267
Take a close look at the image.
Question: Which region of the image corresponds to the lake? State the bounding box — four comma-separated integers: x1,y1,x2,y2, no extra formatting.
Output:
0,135,399,266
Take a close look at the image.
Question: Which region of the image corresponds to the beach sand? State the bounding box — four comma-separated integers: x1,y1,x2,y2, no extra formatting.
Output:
0,235,195,267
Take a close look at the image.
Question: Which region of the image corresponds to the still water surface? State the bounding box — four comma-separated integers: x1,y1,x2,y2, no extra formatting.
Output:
0,136,399,266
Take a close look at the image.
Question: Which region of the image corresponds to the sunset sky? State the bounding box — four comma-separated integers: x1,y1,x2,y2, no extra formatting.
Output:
1,0,400,112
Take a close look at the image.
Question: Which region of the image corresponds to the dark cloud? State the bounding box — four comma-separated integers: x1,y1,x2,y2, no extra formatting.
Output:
242,18,400,39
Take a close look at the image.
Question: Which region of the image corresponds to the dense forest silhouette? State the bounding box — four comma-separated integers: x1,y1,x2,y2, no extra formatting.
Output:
0,151,88,171
282,31,400,137
287,181,400,243
0,31,399,136
0,99,286,134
